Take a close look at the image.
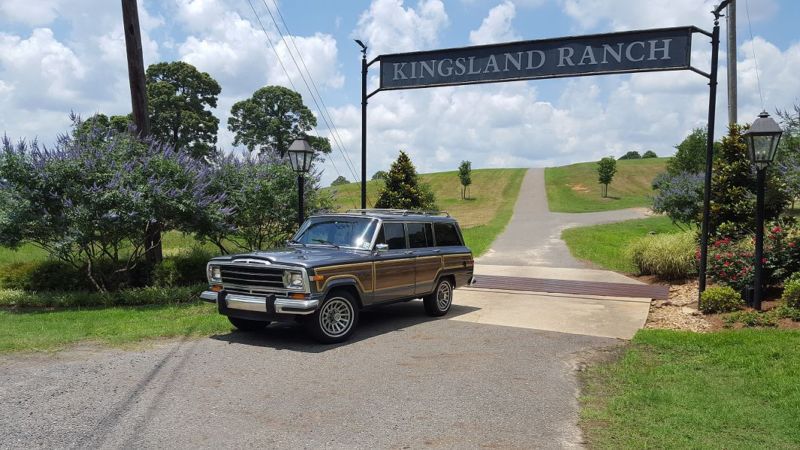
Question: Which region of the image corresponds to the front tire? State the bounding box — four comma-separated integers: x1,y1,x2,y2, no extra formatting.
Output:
424,278,453,317
228,317,270,331
305,291,359,344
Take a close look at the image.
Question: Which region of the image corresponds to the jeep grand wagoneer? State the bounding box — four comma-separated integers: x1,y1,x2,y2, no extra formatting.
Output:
201,210,474,343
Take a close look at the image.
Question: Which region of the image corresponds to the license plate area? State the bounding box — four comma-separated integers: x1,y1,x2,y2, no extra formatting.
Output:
226,293,276,313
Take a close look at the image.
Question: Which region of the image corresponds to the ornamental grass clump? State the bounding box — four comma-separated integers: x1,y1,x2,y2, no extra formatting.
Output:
699,285,744,314
627,232,697,280
782,276,800,309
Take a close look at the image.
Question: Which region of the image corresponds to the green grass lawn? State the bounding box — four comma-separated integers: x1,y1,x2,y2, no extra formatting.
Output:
561,216,685,273
545,158,668,212
0,231,217,266
0,302,231,353
581,329,800,449
326,168,527,256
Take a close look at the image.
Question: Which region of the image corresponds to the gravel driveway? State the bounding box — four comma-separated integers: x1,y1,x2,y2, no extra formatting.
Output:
1,302,616,449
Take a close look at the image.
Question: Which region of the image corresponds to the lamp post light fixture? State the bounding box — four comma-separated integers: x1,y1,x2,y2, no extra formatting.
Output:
744,111,783,310
288,137,315,226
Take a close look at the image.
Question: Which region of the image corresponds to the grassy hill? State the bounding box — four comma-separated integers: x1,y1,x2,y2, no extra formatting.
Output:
545,158,668,213
326,168,527,256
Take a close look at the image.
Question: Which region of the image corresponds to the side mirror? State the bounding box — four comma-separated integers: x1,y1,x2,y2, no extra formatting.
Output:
374,243,389,252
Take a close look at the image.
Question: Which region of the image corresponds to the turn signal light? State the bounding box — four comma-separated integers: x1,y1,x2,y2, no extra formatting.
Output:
309,275,324,282
290,293,307,300
210,285,223,292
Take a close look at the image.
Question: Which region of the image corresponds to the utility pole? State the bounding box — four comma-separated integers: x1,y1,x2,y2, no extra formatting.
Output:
121,0,162,264
726,0,737,126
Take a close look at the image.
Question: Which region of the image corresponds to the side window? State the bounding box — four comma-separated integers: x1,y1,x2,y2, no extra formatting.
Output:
375,223,407,250
424,223,434,247
407,223,427,248
434,222,462,247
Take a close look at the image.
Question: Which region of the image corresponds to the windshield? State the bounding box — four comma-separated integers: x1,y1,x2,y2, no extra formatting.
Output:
292,217,377,249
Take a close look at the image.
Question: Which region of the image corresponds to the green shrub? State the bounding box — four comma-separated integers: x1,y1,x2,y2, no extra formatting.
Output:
723,310,778,328
0,260,92,291
781,278,800,308
627,232,697,279
699,286,745,314
0,284,205,309
152,248,211,287
773,303,800,321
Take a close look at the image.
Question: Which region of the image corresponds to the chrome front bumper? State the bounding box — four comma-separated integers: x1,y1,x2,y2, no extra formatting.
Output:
200,291,319,315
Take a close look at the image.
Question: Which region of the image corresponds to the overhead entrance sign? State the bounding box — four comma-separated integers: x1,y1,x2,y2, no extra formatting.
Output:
378,27,694,91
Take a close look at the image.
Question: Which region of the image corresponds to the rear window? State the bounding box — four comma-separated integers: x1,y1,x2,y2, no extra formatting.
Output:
375,222,407,249
434,222,462,247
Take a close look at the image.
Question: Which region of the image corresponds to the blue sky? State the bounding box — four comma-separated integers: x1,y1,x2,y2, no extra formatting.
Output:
1,0,799,186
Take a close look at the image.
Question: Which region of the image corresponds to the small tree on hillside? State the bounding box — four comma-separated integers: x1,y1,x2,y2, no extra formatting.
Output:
597,157,617,198
330,175,349,186
375,151,436,210
458,160,472,199
371,170,388,181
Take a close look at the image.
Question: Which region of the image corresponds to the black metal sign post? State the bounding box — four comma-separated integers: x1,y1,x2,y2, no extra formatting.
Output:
358,15,730,293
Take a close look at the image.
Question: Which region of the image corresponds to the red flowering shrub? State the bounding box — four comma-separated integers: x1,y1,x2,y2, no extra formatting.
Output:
706,223,800,292
707,237,754,292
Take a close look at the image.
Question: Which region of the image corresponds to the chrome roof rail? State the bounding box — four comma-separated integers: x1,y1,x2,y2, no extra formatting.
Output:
344,208,450,217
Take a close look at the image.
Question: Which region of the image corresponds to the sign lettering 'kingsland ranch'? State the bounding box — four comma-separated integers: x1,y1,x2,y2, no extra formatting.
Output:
378,27,694,90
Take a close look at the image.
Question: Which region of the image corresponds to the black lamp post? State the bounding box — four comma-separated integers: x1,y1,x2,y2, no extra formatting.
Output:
744,111,783,310
288,137,315,226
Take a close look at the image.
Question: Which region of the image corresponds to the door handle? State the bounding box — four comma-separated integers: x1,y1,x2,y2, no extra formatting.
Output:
404,251,414,255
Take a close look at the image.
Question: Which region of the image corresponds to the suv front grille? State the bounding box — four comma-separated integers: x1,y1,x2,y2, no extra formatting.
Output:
220,265,284,291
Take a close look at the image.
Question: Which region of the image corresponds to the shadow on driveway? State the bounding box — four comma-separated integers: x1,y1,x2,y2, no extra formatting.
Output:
210,300,480,353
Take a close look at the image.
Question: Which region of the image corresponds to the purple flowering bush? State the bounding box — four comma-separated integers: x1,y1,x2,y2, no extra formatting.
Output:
0,116,226,291
651,171,703,228
193,151,333,254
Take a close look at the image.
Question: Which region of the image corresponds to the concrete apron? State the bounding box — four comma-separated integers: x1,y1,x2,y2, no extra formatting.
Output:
451,265,650,340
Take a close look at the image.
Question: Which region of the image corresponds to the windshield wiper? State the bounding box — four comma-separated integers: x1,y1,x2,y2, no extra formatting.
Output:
311,239,340,248
287,239,306,247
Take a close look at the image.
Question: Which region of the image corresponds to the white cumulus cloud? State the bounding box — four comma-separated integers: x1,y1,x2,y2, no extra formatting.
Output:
469,1,519,45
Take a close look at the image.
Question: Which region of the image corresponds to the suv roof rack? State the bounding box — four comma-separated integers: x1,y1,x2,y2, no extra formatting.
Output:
345,208,450,217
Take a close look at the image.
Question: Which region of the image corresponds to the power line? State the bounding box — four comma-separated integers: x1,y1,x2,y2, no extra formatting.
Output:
257,0,370,207
744,0,765,109
265,0,361,181
257,1,361,182
244,0,350,204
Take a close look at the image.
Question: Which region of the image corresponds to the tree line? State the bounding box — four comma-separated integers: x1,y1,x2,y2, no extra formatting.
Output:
83,61,331,161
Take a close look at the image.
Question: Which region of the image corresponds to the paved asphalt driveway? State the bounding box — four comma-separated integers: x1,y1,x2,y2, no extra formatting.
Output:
1,302,617,449
479,168,649,267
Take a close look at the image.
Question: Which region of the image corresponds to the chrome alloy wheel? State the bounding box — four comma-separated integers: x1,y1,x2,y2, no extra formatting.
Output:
319,297,354,337
436,281,452,311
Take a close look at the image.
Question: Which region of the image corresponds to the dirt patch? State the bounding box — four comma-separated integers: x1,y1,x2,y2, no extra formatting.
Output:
568,183,590,193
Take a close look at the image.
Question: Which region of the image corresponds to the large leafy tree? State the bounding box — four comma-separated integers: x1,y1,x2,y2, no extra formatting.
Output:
146,61,221,159
667,127,722,175
375,151,436,210
227,86,331,157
